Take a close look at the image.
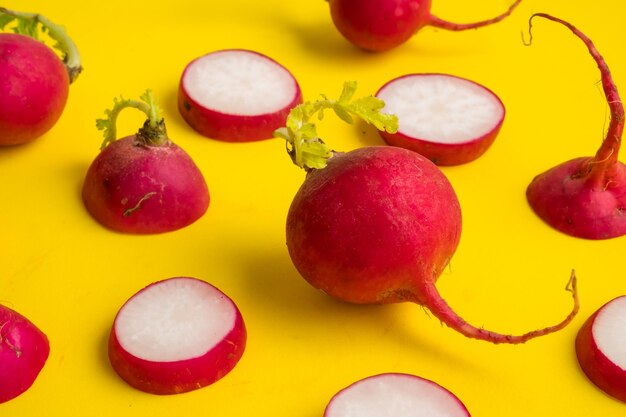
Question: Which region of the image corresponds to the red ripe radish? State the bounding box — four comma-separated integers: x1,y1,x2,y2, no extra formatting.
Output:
108,277,246,395
576,296,626,402
325,373,470,417
525,14,626,240
178,49,302,142
0,7,82,146
327,0,522,52
276,82,579,344
376,73,505,165
82,90,209,234
0,304,50,404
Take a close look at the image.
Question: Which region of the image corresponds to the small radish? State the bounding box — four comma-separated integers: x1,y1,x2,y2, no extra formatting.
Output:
325,373,470,417
178,49,302,142
525,14,626,240
0,304,50,404
0,7,82,146
327,0,522,52
575,296,626,403
276,81,579,344
82,90,209,234
108,277,246,395
376,73,505,165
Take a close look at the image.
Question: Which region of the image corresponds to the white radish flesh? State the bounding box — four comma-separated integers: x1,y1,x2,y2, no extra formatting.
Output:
576,296,626,402
376,73,505,165
108,277,246,395
324,373,471,417
178,49,302,142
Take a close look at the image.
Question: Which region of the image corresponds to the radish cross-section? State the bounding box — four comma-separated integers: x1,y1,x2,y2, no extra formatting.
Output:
108,277,246,395
324,373,471,417
376,74,505,165
178,49,302,142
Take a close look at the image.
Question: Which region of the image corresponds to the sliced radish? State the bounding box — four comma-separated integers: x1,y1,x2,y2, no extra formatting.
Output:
108,277,246,395
178,49,303,142
0,304,50,404
376,73,505,165
576,296,626,402
324,373,471,417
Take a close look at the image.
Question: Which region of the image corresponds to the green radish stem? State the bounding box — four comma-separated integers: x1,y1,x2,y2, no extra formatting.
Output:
0,7,82,83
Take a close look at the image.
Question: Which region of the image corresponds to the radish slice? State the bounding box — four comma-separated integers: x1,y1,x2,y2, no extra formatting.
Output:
324,373,471,417
108,277,246,395
376,73,505,165
178,49,303,142
576,296,626,402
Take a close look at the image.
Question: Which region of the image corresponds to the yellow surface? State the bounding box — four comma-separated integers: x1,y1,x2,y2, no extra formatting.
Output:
2,0,626,415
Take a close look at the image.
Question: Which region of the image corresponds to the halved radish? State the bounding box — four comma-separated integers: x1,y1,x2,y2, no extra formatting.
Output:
575,296,626,402
376,73,505,165
325,373,471,417
108,277,246,395
178,49,303,142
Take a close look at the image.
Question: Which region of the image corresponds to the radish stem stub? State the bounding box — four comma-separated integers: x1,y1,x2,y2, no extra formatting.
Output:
108,277,246,395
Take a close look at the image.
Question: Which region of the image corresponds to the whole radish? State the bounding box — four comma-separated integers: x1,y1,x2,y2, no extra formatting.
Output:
82,90,209,234
0,304,50,403
327,0,522,52
525,14,626,240
275,82,579,344
0,7,82,146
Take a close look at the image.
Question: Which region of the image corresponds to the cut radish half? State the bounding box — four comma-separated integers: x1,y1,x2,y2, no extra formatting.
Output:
178,49,303,142
108,277,246,395
576,296,626,402
376,73,505,165
324,373,471,417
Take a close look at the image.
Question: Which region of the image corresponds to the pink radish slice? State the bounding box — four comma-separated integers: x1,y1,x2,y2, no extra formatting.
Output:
178,49,303,142
325,373,471,417
376,73,505,165
108,277,246,395
576,296,626,402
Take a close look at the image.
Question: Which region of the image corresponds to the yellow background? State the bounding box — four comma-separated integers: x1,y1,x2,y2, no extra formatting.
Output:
2,0,626,415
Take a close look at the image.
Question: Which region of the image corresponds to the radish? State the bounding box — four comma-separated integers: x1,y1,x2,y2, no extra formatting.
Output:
178,49,302,142
0,304,50,403
576,296,626,402
327,0,522,52
108,277,246,395
375,73,505,165
82,90,209,234
275,81,579,344
525,14,626,240
0,7,82,146
325,373,470,417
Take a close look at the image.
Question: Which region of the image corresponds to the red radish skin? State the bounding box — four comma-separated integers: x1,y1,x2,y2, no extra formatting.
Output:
0,8,81,146
327,0,522,52
178,49,302,142
325,373,470,417
82,91,209,234
108,277,246,395
576,296,626,403
525,14,626,240
0,305,50,404
376,73,505,165
286,147,579,343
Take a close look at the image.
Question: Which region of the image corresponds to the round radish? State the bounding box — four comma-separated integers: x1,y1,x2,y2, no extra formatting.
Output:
0,304,50,404
0,7,82,146
82,90,209,234
376,73,505,165
327,0,522,52
576,296,626,402
325,373,470,417
108,277,246,395
525,14,626,240
178,49,302,142
276,82,579,344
